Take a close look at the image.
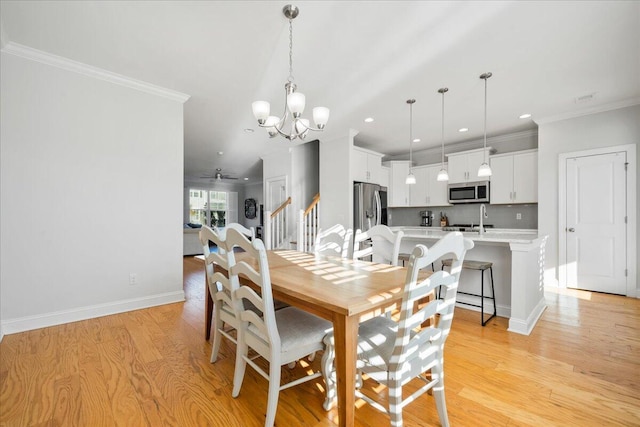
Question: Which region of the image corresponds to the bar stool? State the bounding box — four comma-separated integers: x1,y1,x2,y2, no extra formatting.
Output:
399,253,434,271
441,259,496,326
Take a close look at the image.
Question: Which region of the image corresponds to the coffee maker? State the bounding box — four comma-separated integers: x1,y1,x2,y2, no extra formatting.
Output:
419,210,432,227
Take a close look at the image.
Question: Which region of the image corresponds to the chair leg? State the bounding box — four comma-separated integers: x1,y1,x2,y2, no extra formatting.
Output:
388,380,403,427
480,268,485,326
432,363,450,427
210,309,223,363
490,267,497,317
265,362,282,427
231,331,248,398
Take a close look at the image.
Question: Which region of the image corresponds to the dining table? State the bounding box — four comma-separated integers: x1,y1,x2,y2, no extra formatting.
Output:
205,249,412,427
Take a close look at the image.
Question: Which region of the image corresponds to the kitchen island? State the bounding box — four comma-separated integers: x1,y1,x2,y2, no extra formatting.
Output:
392,227,548,335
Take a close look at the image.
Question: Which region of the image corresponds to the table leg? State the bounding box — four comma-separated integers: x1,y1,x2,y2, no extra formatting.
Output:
332,313,359,427
205,279,213,340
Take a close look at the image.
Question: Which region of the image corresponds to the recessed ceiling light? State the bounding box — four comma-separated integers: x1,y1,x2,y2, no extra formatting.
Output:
364,117,374,123
458,128,468,132
217,151,224,156
413,138,420,143
243,177,249,181
519,113,531,119
244,128,255,133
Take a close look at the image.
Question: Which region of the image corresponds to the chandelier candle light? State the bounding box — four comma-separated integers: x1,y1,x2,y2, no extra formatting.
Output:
405,99,417,185
251,5,329,141
478,72,492,177
436,87,449,182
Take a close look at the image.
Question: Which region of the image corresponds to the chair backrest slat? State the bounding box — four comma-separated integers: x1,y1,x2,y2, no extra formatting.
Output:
389,232,473,371
353,225,404,266
225,227,281,350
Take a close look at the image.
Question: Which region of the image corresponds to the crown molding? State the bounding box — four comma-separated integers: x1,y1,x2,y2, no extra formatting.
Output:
534,97,640,125
1,42,190,103
410,129,538,158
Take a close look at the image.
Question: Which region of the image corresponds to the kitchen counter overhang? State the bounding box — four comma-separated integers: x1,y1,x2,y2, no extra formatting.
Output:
392,227,548,335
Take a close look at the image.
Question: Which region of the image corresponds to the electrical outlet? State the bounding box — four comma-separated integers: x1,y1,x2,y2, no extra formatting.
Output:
516,213,522,220
129,273,138,285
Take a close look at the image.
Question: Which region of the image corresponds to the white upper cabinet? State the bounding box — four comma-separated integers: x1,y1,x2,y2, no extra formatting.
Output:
352,146,383,184
389,161,410,207
447,148,491,183
380,166,390,189
409,164,450,207
426,164,450,206
490,150,538,204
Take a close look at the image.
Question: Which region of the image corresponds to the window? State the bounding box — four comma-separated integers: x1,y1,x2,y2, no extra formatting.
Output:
189,189,236,228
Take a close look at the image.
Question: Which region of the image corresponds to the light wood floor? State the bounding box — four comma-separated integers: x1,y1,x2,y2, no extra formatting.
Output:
1,255,639,426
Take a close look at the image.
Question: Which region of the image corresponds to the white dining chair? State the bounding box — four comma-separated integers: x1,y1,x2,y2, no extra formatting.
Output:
314,224,353,258
321,232,474,427
199,225,243,363
225,228,332,427
352,224,404,266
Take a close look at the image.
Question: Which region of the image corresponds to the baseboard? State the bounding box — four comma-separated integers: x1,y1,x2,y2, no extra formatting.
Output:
508,298,547,336
1,291,185,335
455,295,511,319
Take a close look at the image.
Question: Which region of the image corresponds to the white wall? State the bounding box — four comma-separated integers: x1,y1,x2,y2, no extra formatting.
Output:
537,103,640,292
319,130,355,230
0,49,187,336
242,182,264,229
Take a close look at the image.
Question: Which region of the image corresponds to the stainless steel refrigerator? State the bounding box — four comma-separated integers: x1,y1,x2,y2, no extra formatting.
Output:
354,182,388,232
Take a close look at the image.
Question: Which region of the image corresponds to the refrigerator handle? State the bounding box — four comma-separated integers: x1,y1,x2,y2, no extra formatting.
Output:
374,190,382,226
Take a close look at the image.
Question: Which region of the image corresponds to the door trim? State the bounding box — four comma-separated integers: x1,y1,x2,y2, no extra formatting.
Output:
558,144,636,297
265,175,288,211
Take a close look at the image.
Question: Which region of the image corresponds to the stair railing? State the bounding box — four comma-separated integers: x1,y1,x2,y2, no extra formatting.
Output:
264,197,291,250
297,193,320,253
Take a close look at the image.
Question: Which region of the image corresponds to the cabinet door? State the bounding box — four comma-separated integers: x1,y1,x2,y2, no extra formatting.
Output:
426,164,450,206
390,162,410,206
352,148,368,182
410,166,429,206
513,151,537,203
466,150,488,181
379,166,390,189
367,153,382,184
489,155,514,204
447,154,468,183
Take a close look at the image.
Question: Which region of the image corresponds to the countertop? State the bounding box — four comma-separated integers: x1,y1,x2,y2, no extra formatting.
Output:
390,226,543,245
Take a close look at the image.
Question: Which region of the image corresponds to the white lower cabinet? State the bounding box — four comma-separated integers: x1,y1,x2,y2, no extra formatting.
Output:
490,150,537,204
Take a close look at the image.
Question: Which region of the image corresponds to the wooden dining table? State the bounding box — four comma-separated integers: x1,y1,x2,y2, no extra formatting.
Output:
205,249,410,427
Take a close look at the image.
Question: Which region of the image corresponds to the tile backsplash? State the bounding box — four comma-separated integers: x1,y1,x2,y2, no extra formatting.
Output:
389,204,537,229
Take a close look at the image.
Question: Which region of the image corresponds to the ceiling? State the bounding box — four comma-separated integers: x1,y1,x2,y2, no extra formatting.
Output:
2,1,639,184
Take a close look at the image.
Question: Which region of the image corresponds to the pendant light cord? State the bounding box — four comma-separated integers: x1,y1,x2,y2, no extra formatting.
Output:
409,101,413,170
483,76,487,163
441,91,445,166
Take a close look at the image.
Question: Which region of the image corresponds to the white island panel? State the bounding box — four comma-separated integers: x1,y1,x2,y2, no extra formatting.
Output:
394,227,548,335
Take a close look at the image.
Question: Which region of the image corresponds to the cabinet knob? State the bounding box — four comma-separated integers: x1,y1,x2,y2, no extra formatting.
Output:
567,228,575,232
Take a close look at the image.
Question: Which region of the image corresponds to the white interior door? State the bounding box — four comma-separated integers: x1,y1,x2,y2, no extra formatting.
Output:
268,178,287,211
566,152,627,294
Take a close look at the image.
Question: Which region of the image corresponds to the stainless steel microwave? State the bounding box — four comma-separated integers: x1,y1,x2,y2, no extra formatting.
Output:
448,181,490,204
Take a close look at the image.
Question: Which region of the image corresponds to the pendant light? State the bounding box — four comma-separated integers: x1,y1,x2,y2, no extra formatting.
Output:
436,88,449,181
478,72,492,177
405,99,416,185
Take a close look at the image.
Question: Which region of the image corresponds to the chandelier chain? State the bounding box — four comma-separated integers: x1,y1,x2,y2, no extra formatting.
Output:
288,18,294,83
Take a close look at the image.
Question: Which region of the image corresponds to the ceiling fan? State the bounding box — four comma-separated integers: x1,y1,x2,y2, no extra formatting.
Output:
200,168,238,181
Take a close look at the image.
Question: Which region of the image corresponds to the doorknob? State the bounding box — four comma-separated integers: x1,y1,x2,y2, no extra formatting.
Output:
567,227,575,232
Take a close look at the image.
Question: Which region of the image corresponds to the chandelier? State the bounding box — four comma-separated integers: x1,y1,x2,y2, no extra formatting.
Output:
251,5,329,141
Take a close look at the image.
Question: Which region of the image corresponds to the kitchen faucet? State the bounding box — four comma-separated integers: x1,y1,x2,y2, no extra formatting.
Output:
479,203,488,236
